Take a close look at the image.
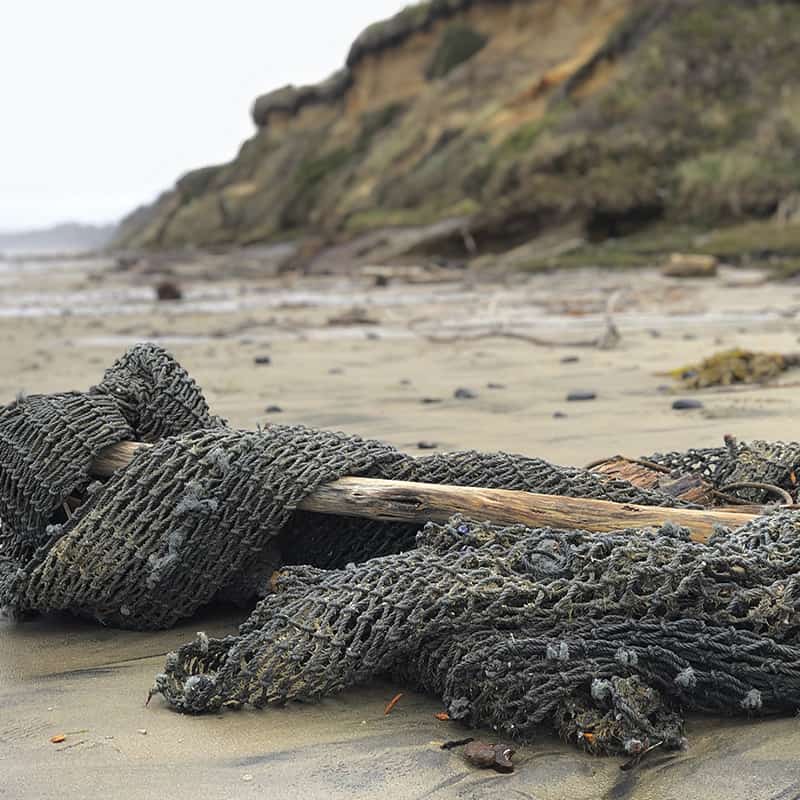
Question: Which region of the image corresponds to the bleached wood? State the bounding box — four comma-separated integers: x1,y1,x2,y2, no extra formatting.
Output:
92,441,757,543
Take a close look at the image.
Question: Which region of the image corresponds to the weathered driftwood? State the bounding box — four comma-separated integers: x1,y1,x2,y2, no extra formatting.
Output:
92,442,758,543
588,455,717,506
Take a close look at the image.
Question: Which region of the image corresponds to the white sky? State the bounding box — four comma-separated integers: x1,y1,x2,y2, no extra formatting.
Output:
0,0,408,231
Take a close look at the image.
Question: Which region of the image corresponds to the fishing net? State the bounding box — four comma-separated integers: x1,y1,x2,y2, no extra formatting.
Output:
647,438,800,503
2,343,800,757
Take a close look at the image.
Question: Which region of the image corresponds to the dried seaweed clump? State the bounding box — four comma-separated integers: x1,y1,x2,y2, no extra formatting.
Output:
669,348,800,389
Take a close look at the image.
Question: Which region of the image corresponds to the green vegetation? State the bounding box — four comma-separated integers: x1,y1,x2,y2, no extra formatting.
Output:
345,198,479,234
425,24,487,80
358,103,407,148
176,165,223,202
293,147,353,190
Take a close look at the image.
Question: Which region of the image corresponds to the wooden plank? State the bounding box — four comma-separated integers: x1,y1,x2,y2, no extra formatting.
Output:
91,441,758,542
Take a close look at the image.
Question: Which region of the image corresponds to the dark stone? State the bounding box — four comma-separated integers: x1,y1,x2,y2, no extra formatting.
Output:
463,741,515,773
421,397,442,404
672,398,704,410
265,405,283,413
329,367,343,374
560,355,580,364
253,355,271,365
155,280,182,301
417,441,438,449
454,387,477,400
487,382,506,389
553,411,567,418
566,391,596,402
400,379,411,385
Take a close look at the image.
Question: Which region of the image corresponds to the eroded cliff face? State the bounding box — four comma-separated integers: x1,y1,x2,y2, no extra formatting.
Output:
114,0,800,262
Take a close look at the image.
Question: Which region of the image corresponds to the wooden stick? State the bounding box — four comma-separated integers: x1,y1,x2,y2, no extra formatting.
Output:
92,442,758,543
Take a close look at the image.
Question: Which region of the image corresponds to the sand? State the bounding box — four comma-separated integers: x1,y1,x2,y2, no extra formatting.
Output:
2,252,800,799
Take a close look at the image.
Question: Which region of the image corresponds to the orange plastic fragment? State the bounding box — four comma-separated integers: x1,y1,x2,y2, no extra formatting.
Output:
50,734,66,744
580,732,595,745
383,693,404,715
434,712,450,721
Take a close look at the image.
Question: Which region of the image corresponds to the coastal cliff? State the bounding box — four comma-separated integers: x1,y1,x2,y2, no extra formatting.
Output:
114,0,800,269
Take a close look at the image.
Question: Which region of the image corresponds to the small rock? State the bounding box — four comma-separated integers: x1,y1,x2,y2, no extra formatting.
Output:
253,355,271,366
553,411,567,418
155,280,182,301
366,331,380,340
264,405,283,413
417,441,438,449
567,391,596,402
329,367,343,375
661,253,718,278
486,382,506,389
137,729,147,735
672,398,704,410
463,741,516,773
454,387,477,400
400,379,412,385
560,356,580,364
327,307,378,326
242,774,254,783
421,397,442,404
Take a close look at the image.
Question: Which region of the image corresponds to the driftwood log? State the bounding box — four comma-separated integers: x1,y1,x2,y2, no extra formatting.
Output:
92,442,758,543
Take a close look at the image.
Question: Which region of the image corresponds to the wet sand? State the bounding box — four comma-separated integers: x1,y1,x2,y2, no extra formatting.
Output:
2,252,800,799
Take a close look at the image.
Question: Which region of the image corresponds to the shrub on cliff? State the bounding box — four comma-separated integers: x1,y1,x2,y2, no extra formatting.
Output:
425,24,488,80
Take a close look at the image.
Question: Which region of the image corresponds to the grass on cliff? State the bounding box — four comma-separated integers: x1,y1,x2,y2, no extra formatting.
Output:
425,24,487,80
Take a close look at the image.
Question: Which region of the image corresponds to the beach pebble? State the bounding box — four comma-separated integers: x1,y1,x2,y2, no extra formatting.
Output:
454,387,477,400
553,411,567,418
155,280,182,301
253,355,271,365
567,391,596,402
487,382,506,389
242,774,254,783
560,355,580,364
463,741,516,773
417,441,438,449
264,405,283,413
672,398,704,410
421,397,442,404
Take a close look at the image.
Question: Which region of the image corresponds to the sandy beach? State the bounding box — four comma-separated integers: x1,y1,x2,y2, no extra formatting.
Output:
3,252,800,799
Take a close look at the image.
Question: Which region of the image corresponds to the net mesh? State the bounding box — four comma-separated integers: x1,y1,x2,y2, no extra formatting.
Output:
2,344,800,756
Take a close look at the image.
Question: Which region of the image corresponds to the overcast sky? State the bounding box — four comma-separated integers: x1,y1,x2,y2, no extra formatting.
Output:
0,0,408,232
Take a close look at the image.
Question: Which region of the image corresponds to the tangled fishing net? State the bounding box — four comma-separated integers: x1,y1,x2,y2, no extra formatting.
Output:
2,344,800,758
